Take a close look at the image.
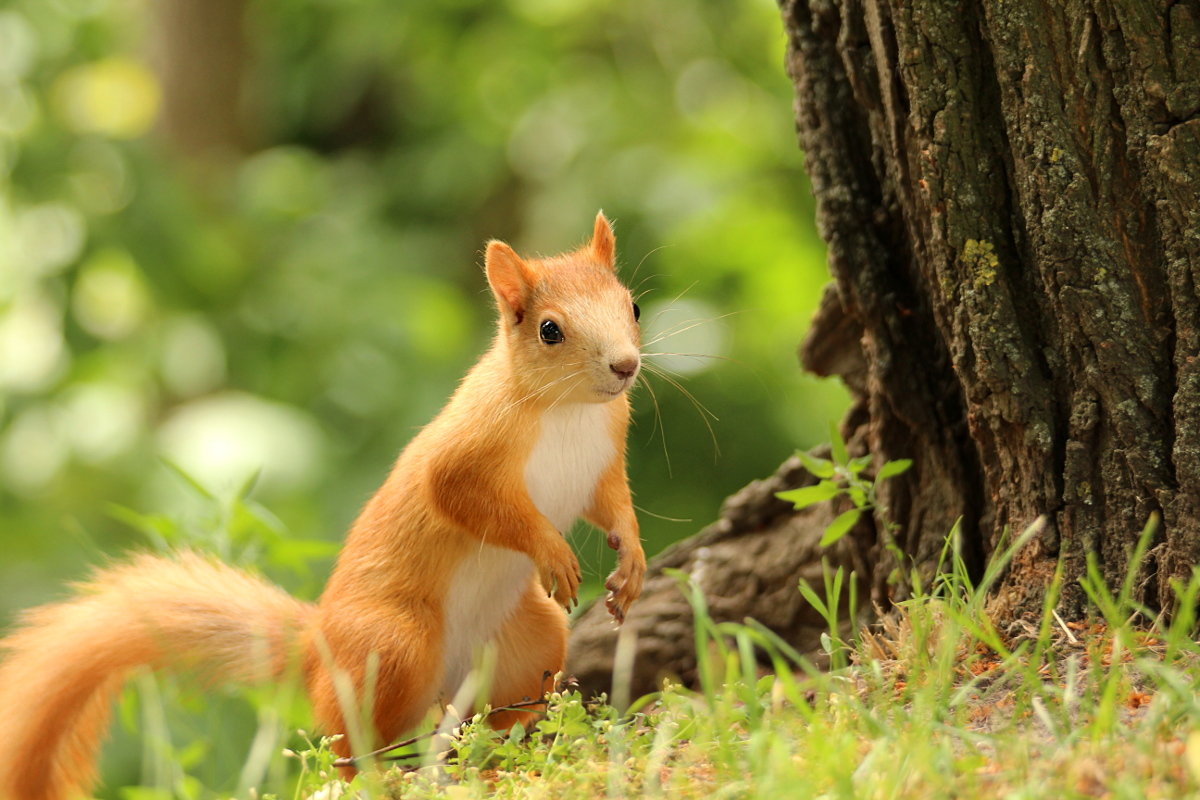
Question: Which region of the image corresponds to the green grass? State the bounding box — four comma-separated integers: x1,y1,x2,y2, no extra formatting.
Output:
101,489,1200,799
212,518,1200,800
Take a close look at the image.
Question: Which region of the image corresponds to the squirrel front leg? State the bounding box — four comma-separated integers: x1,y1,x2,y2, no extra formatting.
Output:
586,457,645,623
428,453,581,608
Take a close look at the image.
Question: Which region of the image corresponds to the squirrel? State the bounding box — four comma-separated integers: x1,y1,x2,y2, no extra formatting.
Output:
0,212,647,800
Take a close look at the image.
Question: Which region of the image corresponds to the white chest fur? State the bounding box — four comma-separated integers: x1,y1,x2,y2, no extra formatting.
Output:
441,543,533,696
440,403,614,696
523,402,615,532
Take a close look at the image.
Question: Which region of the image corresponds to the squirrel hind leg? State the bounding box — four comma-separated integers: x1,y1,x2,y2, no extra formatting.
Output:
483,582,567,732
306,614,442,770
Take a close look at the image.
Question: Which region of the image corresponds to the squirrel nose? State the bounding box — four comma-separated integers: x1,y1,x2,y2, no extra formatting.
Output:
610,356,640,381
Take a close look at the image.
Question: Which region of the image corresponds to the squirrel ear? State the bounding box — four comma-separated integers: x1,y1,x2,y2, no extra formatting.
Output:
591,211,616,269
485,240,532,325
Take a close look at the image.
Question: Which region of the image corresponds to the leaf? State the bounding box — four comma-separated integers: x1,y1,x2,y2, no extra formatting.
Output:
829,422,849,466
795,450,836,479
876,458,913,482
162,459,217,500
106,504,179,546
776,482,841,509
848,454,873,475
797,579,829,617
846,486,867,508
820,507,863,547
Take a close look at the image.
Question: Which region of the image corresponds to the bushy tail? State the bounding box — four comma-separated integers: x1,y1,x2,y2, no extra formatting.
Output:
0,551,316,800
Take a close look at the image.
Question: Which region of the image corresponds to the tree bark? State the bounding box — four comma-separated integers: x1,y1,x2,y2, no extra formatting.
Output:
780,0,1200,616
569,0,1200,695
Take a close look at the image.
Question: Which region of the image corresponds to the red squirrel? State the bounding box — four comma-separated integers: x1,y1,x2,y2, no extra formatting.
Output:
0,212,647,800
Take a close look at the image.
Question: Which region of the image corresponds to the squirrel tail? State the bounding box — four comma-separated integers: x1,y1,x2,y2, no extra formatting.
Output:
0,551,316,800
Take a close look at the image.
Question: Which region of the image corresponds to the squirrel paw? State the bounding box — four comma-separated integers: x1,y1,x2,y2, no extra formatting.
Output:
603,535,645,623
537,536,582,610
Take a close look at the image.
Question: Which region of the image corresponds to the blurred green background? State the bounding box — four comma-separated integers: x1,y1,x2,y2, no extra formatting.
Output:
0,0,844,791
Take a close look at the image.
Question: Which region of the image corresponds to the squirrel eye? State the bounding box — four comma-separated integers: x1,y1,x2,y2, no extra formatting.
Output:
632,302,641,322
539,319,564,345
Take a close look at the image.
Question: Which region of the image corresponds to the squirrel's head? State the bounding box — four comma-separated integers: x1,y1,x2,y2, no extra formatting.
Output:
485,211,641,406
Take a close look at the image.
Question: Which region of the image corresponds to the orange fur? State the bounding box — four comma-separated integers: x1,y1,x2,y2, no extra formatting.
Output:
0,213,647,800
0,553,312,800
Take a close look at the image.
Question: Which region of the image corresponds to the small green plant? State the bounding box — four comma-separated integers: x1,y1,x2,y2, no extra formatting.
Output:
109,463,339,587
775,423,912,547
797,561,857,670
281,732,350,799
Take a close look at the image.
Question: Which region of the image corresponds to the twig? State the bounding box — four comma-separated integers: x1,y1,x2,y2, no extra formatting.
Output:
332,730,439,768
1052,609,1079,645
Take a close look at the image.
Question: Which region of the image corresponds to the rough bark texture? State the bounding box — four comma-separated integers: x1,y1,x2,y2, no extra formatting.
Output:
568,452,866,698
569,0,1200,694
779,0,1200,615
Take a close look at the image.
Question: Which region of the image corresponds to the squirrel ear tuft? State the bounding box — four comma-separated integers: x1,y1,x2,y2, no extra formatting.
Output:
485,240,532,325
591,211,616,269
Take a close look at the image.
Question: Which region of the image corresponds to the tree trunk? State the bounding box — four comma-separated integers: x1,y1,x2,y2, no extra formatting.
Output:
152,0,250,162
569,0,1200,697
780,0,1200,616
